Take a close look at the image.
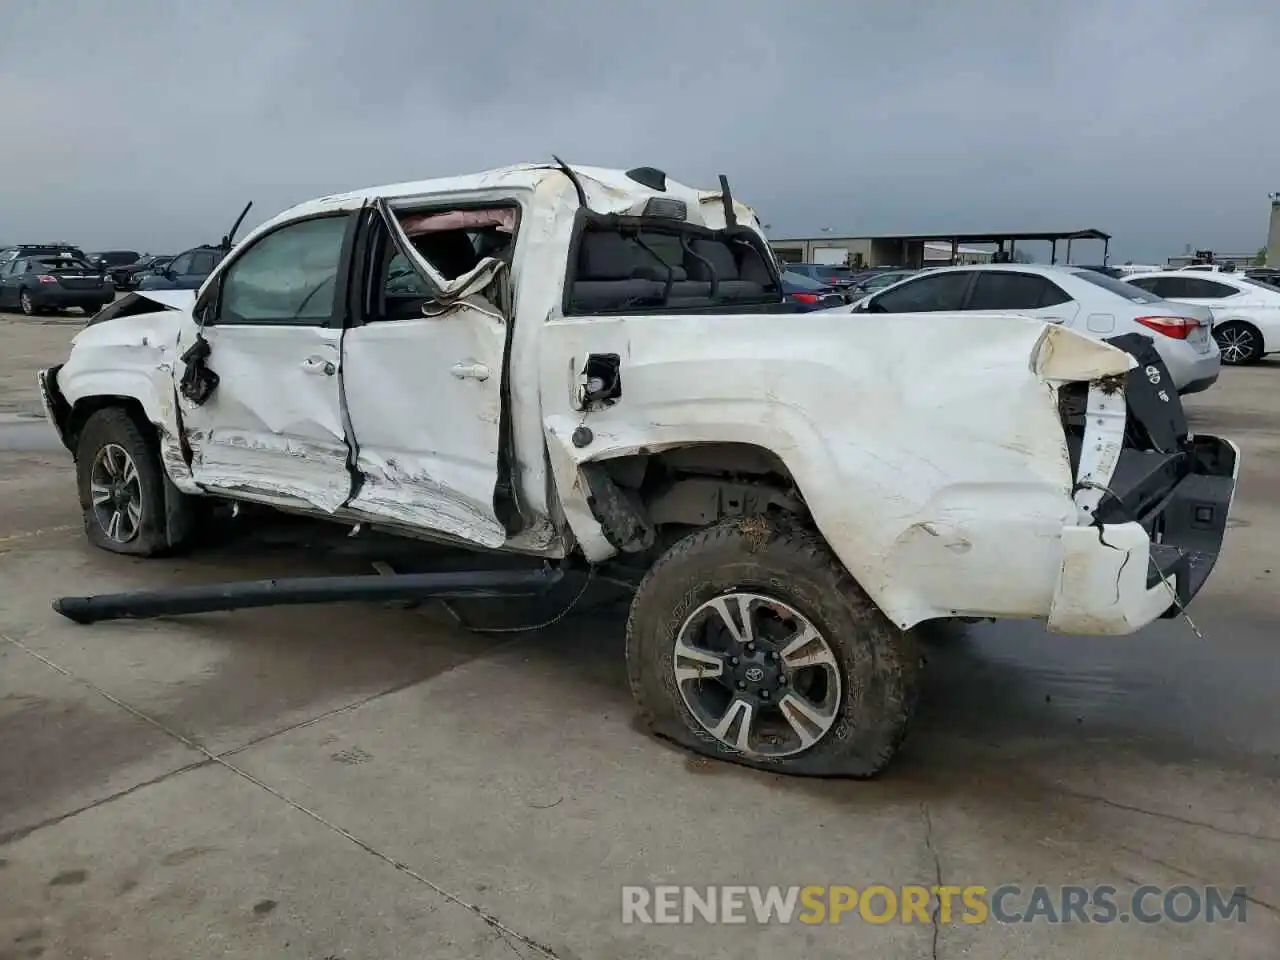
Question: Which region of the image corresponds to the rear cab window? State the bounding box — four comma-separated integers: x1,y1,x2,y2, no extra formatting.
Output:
565,211,782,315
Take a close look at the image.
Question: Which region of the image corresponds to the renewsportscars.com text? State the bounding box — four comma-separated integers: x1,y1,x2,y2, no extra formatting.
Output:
621,884,1250,925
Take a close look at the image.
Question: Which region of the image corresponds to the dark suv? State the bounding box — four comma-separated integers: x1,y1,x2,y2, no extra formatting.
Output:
0,255,113,315
137,245,225,290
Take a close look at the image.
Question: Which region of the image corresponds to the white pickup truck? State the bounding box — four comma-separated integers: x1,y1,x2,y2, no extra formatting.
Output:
39,161,1239,776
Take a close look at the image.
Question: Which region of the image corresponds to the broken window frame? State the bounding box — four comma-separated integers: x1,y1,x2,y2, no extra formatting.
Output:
371,197,518,321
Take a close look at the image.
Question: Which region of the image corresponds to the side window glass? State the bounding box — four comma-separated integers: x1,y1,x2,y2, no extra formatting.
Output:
967,272,1060,310
1127,278,1159,294
190,251,217,275
169,253,194,276
220,216,349,324
872,273,971,313
1195,280,1239,299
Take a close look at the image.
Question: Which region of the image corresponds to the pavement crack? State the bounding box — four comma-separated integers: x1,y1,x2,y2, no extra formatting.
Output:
0,759,212,846
1060,787,1280,843
920,801,941,960
1114,843,1280,918
216,676,438,760
1,631,564,959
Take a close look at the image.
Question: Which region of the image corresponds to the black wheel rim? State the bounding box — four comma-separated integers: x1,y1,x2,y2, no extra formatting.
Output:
673,591,842,759
89,443,142,542
20,292,33,314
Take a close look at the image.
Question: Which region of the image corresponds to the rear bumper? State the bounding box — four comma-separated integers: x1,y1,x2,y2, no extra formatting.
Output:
1048,435,1239,634
1179,372,1219,395
1164,350,1220,394
30,288,110,308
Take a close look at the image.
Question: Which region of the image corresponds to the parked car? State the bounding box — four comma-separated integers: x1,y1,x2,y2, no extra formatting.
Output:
1124,270,1280,365
0,243,88,266
1177,263,1235,273
110,255,173,290
850,264,1221,394
1072,264,1126,279
87,250,141,271
852,268,917,294
39,162,1238,778
0,254,113,316
1244,268,1280,290
136,246,225,290
786,262,858,289
780,270,846,309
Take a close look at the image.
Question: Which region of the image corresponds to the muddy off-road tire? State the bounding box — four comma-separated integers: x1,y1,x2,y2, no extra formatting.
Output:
75,408,173,556
626,515,921,777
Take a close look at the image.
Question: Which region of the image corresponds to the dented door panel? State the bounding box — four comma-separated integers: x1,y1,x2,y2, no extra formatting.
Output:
176,323,353,511
341,300,511,546
338,198,516,547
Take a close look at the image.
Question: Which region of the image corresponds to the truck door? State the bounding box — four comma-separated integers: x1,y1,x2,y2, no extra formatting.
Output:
338,199,518,548
173,211,359,512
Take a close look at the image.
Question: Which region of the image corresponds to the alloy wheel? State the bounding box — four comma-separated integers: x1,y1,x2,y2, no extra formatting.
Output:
89,443,143,543
1217,325,1257,364
673,591,842,758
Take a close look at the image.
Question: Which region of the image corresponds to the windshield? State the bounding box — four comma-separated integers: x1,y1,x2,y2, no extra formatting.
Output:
1071,269,1161,304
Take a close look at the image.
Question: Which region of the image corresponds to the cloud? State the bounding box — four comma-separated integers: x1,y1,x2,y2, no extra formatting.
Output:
0,0,1276,260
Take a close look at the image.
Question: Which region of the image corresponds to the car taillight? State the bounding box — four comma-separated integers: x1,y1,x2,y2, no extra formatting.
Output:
1134,316,1199,339
36,275,58,284
791,292,819,304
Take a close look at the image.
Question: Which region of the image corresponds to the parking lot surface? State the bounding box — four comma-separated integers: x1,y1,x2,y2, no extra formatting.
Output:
1,315,1277,958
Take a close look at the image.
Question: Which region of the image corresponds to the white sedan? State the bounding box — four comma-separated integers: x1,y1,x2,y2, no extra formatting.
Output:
1124,271,1280,365
849,264,1221,393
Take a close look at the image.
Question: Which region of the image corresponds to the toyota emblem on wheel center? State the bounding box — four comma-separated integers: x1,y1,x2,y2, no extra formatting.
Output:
744,666,765,682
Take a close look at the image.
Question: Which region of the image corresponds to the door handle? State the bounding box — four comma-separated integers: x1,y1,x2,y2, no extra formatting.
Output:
451,361,490,381
301,356,336,376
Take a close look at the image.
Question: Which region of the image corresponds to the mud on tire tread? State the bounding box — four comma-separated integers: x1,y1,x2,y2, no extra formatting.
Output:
626,515,921,778
75,407,172,557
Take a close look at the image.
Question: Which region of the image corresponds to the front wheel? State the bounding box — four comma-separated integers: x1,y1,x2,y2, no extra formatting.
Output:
1214,320,1263,365
75,408,171,555
19,290,38,316
626,515,921,777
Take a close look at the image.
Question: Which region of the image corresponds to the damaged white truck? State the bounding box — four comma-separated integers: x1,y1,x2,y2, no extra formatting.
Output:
39,161,1239,777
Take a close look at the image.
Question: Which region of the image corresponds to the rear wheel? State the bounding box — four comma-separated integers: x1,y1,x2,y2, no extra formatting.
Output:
75,408,171,556
1214,320,1263,365
19,290,38,316
626,515,921,777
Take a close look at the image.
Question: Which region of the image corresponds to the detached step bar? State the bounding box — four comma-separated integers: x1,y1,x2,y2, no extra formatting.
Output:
53,567,564,625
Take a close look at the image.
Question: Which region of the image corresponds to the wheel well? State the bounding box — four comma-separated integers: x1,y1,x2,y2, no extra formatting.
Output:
583,442,807,554
66,397,158,457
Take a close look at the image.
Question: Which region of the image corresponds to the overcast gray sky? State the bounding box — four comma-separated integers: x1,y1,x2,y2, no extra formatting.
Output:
2,0,1277,262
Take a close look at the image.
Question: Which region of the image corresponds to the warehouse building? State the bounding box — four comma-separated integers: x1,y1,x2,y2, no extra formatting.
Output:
770,229,1111,269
